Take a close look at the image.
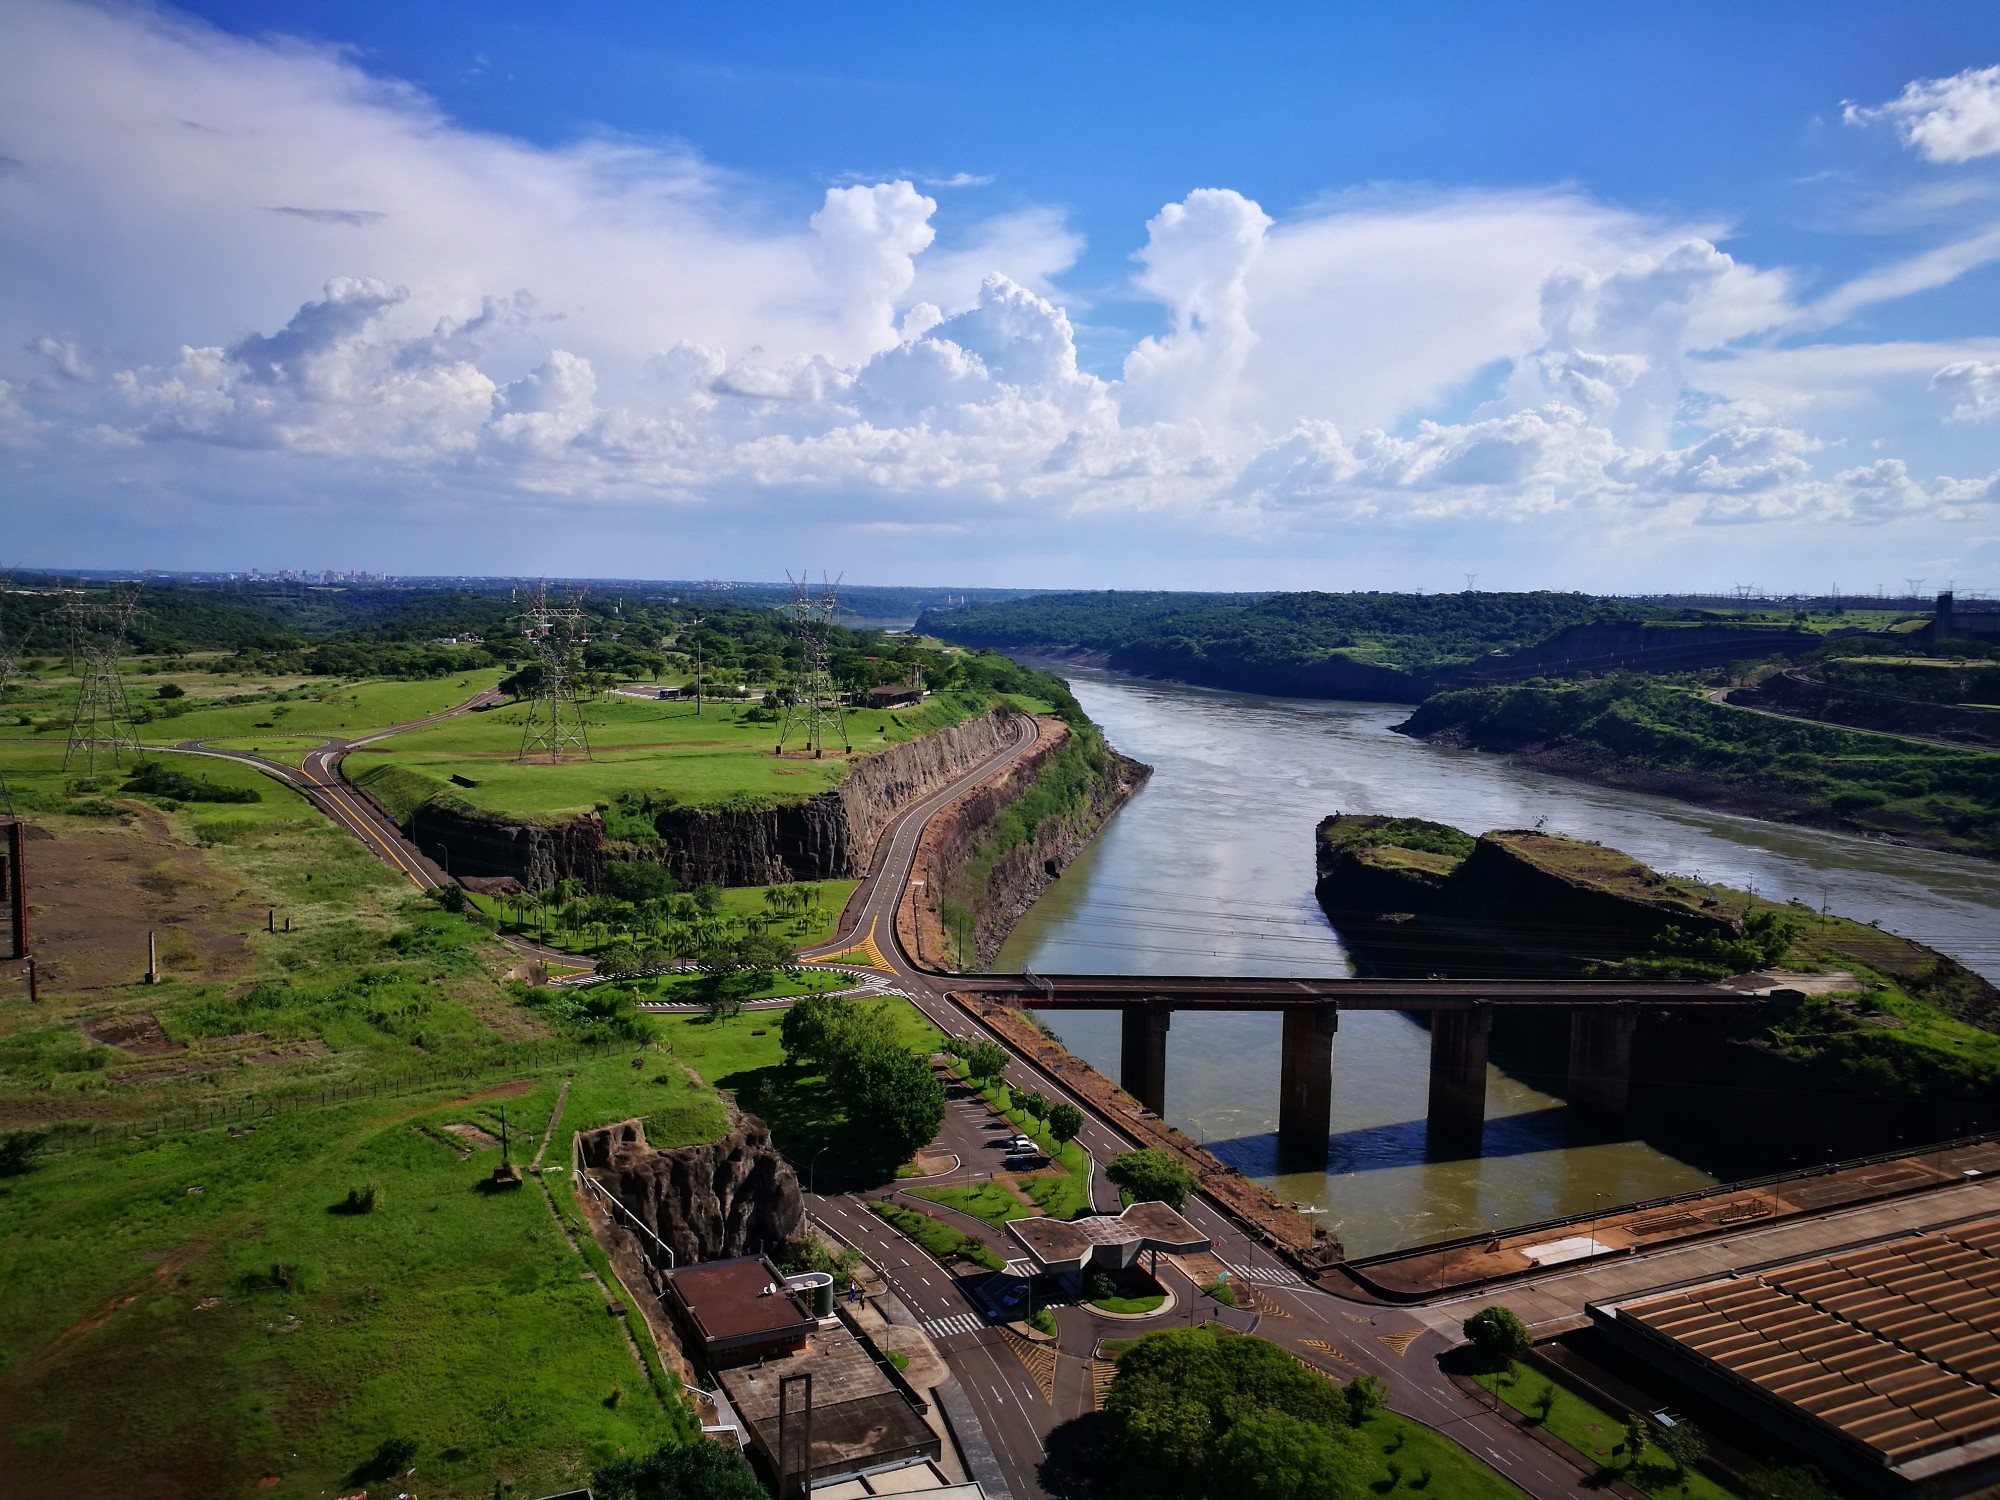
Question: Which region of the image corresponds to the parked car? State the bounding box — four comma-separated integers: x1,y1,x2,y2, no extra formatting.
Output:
1004,1152,1047,1171
1003,1135,1037,1153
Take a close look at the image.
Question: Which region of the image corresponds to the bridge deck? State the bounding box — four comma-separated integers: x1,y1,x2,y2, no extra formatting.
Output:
951,974,1765,1010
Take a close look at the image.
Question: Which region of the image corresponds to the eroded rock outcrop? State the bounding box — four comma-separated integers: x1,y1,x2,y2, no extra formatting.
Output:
900,717,1150,970
576,1109,804,1265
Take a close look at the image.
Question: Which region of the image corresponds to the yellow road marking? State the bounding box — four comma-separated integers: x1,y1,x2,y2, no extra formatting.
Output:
1377,1327,1425,1356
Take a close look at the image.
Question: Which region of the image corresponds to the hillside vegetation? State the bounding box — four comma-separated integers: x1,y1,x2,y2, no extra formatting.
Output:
923,589,1644,685
1398,678,2000,859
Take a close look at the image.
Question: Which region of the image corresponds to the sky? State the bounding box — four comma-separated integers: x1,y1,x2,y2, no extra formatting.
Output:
2,1,1999,592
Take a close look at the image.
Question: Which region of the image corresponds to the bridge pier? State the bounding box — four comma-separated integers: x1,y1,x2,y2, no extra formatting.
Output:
1567,1003,1639,1124
1426,1002,1491,1156
1277,1004,1339,1159
1119,1001,1171,1115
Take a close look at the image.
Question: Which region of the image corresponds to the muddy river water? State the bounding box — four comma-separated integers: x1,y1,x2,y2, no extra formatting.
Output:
992,668,2000,1257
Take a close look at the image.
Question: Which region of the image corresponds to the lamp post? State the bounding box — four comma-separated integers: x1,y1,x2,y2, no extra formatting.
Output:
809,1144,833,1198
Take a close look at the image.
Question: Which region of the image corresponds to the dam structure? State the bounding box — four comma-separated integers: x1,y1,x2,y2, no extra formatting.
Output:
949,974,1771,1158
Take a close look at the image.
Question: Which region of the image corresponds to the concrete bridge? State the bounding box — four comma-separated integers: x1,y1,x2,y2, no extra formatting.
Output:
949,974,1772,1158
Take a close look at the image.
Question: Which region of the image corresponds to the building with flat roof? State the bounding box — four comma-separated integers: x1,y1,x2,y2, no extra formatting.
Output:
716,1324,940,1495
661,1256,820,1368
1590,1215,2000,1498
663,1256,941,1495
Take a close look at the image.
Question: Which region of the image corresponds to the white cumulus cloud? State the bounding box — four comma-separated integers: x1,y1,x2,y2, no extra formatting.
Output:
1846,65,2000,164
1933,359,2000,422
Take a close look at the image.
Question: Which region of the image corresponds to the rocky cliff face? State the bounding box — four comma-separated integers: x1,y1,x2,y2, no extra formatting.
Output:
576,1109,804,1265
398,707,1019,891
900,719,1150,970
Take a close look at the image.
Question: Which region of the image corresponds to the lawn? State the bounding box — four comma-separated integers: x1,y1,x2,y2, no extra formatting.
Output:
1360,1412,1528,1500
0,1055,709,1500
867,1199,1005,1272
907,1179,1036,1230
1476,1362,1741,1499
960,1075,1096,1219
354,687,996,818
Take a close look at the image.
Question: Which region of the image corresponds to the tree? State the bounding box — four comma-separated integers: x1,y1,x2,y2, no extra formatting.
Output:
1015,1089,1049,1120
593,1438,766,1500
1104,1328,1362,1500
1622,1414,1651,1466
1212,1409,1371,1500
964,1040,1009,1086
1461,1305,1531,1366
1341,1374,1386,1424
1656,1420,1707,1475
846,1041,946,1162
1046,1102,1083,1147
1106,1148,1196,1210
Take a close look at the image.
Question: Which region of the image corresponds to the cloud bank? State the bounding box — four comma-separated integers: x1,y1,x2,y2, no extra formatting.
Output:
2,0,1997,583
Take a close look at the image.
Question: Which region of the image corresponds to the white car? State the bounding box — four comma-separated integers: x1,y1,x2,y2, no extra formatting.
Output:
1003,1135,1037,1153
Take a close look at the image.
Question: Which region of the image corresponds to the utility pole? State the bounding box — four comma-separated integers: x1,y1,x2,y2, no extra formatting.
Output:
775,573,851,759
5,820,28,960
516,582,591,763
684,613,706,717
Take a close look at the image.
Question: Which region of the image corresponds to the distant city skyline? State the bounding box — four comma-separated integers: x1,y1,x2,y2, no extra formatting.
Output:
3,0,1998,591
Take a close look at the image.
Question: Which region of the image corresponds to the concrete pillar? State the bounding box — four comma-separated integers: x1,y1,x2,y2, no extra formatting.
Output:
1277,1004,1339,1158
1119,1001,1171,1115
1427,1002,1492,1156
1567,1003,1639,1124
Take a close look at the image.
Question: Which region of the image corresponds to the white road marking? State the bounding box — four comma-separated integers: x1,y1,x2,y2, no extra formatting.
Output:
923,1312,984,1339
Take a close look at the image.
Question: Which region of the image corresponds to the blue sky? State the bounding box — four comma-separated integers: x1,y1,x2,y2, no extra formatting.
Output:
2,1,1998,590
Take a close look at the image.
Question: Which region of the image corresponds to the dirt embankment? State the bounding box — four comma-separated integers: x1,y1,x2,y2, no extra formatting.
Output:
0,808,263,1000
897,717,1149,970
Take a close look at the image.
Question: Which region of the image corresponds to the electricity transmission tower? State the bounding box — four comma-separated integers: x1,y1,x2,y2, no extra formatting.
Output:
61,588,143,776
517,583,591,763
775,573,851,758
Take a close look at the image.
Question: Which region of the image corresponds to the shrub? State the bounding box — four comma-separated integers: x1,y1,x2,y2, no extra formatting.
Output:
0,1130,51,1178
1106,1147,1196,1210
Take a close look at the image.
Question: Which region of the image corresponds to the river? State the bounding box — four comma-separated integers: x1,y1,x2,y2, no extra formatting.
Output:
993,668,2000,1258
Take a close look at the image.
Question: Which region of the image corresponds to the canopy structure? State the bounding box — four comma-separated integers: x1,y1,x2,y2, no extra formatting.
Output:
1006,1201,1209,1275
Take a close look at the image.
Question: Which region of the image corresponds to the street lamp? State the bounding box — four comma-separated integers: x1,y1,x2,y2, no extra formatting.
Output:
809,1143,833,1198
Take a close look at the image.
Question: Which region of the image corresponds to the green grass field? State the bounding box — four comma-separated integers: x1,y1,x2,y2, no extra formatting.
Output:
959,1075,1095,1219
354,687,995,818
907,1179,1036,1229
1476,1362,1740,1499
0,669,506,749
1359,1412,1528,1499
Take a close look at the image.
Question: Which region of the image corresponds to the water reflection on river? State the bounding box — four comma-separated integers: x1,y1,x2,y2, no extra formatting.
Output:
994,668,2000,1257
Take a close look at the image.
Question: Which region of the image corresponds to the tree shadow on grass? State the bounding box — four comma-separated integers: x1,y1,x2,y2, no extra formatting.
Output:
718,1063,902,1190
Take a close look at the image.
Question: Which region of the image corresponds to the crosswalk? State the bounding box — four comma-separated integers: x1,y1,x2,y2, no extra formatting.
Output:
1223,1262,1305,1288
1003,1259,1037,1278
922,1312,986,1340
